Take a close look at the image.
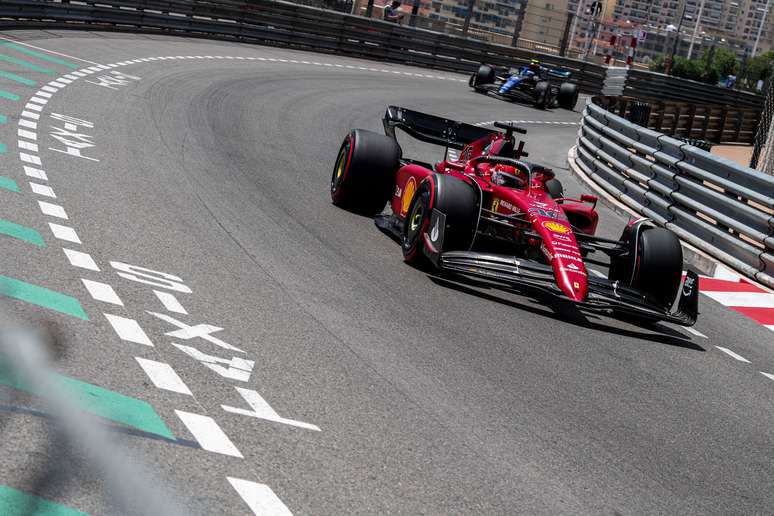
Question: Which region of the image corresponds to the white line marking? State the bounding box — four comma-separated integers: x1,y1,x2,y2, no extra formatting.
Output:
28,96,47,105
23,166,47,180
589,269,606,278
21,111,40,120
48,81,67,88
761,372,774,382
19,119,37,129
20,153,42,165
766,325,774,332
0,36,103,65
175,411,243,458
18,140,39,152
38,200,68,219
228,477,293,516
56,78,72,84
17,129,37,140
703,291,774,308
41,86,58,93
222,387,320,431
48,223,80,243
154,290,187,314
135,358,192,395
30,182,55,197
81,279,124,305
63,248,99,271
104,313,153,345
715,346,750,363
684,326,708,338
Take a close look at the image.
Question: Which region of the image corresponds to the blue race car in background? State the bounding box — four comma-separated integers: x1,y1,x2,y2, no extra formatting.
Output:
469,60,579,110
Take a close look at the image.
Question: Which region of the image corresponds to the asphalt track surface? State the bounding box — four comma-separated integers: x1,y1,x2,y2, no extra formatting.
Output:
0,30,772,515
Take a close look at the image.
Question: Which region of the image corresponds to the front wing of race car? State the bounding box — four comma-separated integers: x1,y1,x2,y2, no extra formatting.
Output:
475,82,537,103
438,251,699,326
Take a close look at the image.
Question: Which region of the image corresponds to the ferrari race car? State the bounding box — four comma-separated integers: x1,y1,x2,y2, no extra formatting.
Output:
330,107,698,326
469,61,579,110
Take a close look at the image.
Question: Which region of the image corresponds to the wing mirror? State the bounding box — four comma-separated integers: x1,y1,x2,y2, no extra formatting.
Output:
581,194,598,208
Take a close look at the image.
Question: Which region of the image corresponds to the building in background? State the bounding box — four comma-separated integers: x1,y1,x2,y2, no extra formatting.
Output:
611,0,774,60
521,0,571,49
426,0,523,37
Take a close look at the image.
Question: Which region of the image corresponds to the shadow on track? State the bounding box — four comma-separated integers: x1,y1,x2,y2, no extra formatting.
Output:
428,275,705,352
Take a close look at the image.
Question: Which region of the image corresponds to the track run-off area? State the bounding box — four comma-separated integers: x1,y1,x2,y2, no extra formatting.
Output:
0,30,772,515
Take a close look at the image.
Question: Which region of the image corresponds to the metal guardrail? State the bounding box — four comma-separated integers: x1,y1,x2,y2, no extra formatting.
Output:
574,98,774,288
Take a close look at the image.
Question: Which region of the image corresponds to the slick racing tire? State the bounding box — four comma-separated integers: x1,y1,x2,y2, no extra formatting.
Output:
632,227,683,308
473,65,495,88
402,175,479,265
546,178,564,200
331,129,401,215
533,81,550,110
557,82,579,110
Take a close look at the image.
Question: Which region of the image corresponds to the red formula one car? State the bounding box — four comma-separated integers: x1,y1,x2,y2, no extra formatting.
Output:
330,106,698,325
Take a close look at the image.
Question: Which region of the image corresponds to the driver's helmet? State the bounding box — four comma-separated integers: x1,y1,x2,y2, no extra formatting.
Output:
491,164,527,189
528,59,541,73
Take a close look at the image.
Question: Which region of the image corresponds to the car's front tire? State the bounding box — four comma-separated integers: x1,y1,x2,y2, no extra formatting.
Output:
557,82,579,110
471,65,495,91
533,81,550,110
331,129,401,215
402,175,479,265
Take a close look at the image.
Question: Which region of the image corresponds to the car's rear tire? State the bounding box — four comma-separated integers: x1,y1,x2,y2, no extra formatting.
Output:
331,129,401,215
533,81,550,110
402,175,479,265
557,82,579,110
632,227,683,308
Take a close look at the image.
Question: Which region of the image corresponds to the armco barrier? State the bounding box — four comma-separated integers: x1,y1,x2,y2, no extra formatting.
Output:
574,98,774,288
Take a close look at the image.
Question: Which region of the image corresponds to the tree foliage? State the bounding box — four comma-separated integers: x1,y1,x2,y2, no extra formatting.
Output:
649,47,767,90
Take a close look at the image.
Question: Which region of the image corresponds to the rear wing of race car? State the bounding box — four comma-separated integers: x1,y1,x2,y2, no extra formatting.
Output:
382,105,496,151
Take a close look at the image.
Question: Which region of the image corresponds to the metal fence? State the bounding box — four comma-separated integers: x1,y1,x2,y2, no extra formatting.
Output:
574,99,774,288
0,312,185,515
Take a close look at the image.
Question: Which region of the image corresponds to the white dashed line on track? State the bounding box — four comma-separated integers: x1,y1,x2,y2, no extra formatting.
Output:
227,477,293,516
81,279,124,305
104,313,154,346
683,326,708,338
48,223,81,243
63,248,100,271
37,200,68,219
154,290,188,314
29,182,54,197
175,411,244,458
715,346,751,363
135,358,192,395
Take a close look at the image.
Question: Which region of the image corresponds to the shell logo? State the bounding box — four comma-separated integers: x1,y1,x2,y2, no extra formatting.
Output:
400,177,417,216
543,220,571,234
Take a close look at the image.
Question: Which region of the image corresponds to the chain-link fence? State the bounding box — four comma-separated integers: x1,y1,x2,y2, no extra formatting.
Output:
750,70,774,174
0,311,186,515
